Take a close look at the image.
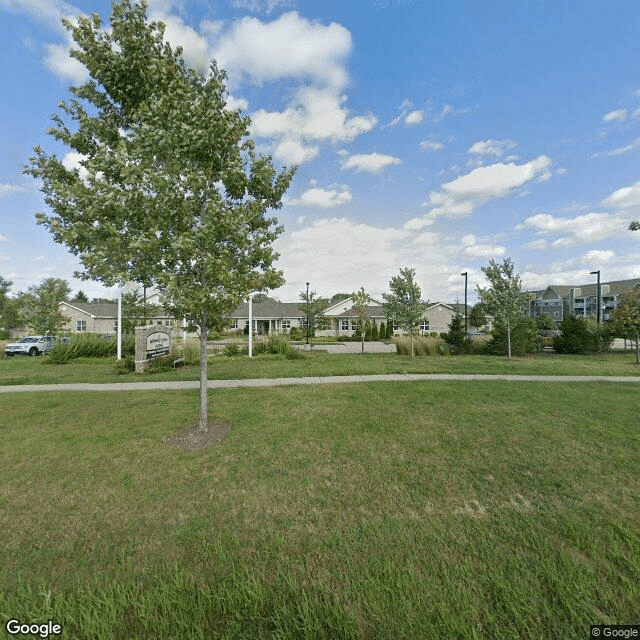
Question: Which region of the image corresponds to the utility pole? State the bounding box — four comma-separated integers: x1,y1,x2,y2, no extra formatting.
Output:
305,281,310,345
461,272,468,332
590,270,601,324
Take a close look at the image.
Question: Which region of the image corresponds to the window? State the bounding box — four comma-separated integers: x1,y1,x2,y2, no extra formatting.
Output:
341,319,350,331
282,320,291,331
393,323,400,331
76,320,86,332
420,320,429,333
230,319,238,329
351,319,357,330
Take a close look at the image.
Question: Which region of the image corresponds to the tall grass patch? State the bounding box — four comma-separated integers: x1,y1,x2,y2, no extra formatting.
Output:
46,334,135,363
393,335,448,355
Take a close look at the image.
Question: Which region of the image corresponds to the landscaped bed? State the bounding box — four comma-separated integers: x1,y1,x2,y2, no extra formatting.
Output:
1,381,638,638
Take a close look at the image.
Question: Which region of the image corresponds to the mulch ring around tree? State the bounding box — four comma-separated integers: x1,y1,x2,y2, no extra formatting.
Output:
167,422,231,451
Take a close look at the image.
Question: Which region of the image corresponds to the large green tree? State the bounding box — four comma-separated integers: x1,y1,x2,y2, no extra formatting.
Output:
382,267,426,357
20,278,71,335
24,0,294,430
476,257,527,359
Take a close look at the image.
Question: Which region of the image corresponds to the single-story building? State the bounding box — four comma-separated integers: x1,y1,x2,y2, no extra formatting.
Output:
59,301,176,334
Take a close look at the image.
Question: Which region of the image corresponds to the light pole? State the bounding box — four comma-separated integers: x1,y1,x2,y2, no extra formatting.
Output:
461,272,468,332
306,281,310,345
590,270,601,324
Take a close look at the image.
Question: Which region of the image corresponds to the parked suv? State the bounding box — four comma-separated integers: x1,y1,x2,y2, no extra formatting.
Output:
4,336,55,357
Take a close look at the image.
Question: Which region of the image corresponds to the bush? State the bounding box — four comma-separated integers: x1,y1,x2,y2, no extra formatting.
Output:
378,321,386,340
46,334,135,363
223,343,241,357
288,327,304,341
554,316,613,354
486,318,542,356
113,354,135,375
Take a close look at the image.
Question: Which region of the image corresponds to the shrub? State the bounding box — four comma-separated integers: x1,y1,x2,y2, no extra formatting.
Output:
113,354,135,375
371,320,379,340
535,315,557,330
486,318,542,356
554,315,613,354
288,327,304,341
378,321,386,340
223,343,241,357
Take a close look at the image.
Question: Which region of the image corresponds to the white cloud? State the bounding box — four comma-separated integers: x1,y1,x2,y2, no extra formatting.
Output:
0,234,8,242
252,87,376,143
404,110,425,126
464,244,507,259
517,211,626,245
468,139,517,158
148,9,211,75
214,12,351,90
419,140,444,152
602,108,628,123
592,138,640,158
43,40,88,84
341,153,401,173
602,180,640,210
0,184,25,198
0,0,80,32
582,249,615,263
273,139,319,165
523,239,548,250
287,186,352,208
407,156,552,228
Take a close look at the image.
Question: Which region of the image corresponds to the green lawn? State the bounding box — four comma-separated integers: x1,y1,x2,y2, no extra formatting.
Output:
1,381,638,638
1,348,640,386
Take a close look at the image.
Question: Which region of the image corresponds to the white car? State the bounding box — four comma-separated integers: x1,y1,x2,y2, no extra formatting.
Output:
4,336,55,357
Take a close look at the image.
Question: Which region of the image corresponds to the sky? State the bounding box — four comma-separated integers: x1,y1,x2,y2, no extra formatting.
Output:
2,0,640,305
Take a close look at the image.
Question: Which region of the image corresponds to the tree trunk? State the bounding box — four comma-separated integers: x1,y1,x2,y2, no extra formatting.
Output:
636,336,639,364
198,323,208,431
507,323,512,359
361,334,364,354
411,332,415,358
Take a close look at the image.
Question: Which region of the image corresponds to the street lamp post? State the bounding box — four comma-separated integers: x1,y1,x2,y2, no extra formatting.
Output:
306,281,310,345
461,272,468,332
590,270,601,324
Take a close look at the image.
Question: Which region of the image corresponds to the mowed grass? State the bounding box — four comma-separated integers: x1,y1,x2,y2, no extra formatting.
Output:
1,348,640,386
1,381,639,638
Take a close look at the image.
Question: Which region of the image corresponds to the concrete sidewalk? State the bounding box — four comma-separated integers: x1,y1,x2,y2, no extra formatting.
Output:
1,373,640,393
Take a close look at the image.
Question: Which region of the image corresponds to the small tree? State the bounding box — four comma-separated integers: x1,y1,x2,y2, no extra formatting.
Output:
25,1,294,430
71,290,89,303
21,278,71,335
351,287,371,354
476,258,527,359
488,317,541,356
382,267,427,357
610,288,640,363
299,289,327,345
371,319,379,341
469,304,487,331
379,321,386,340
442,313,471,354
385,320,394,339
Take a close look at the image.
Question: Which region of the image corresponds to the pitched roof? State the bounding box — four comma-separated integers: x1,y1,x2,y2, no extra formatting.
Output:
230,301,303,318
60,301,172,318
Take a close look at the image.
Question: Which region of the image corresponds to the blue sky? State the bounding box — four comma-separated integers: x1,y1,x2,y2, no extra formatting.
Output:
2,0,640,304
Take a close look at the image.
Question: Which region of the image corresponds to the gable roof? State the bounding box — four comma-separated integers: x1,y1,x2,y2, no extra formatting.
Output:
59,301,173,319
230,301,303,319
